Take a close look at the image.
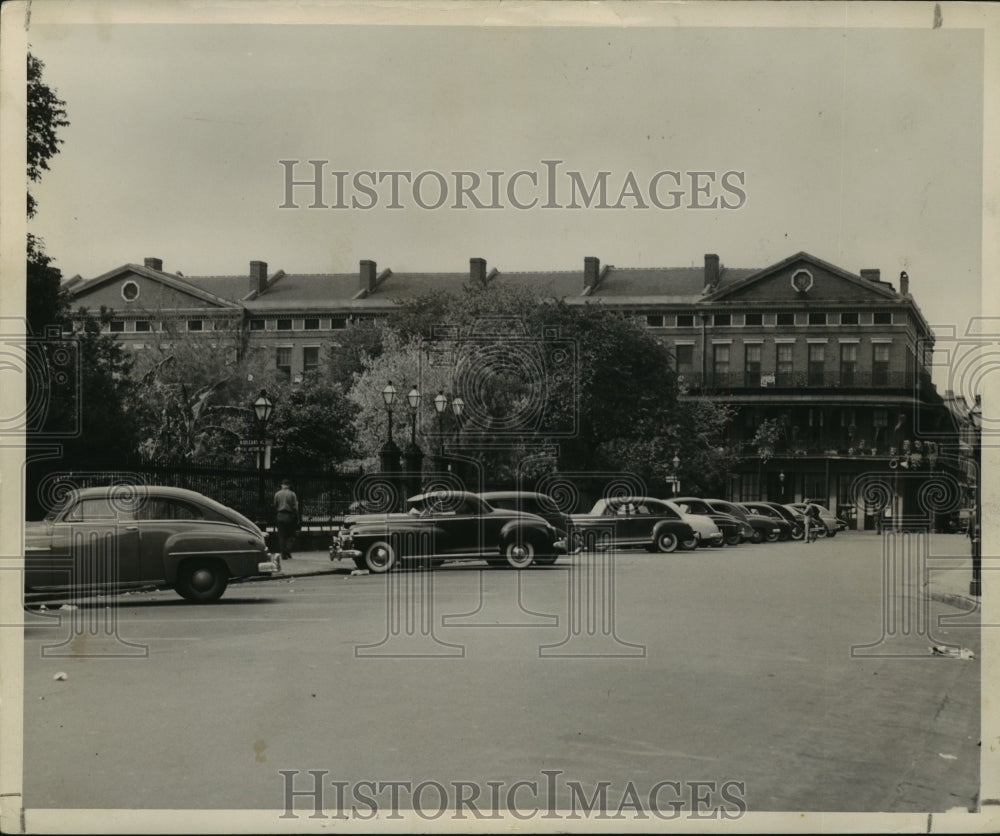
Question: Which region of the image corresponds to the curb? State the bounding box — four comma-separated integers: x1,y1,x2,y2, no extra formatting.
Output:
928,588,981,613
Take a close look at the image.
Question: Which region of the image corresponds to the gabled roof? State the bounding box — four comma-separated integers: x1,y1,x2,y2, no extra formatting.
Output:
703,251,900,303
66,263,242,309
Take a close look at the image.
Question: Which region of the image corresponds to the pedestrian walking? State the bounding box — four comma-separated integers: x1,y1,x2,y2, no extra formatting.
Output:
273,479,299,561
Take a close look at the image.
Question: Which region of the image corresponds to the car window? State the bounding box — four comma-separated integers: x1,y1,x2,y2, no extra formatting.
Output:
136,498,204,521
634,504,650,515
64,497,122,522
535,495,560,513
489,498,514,511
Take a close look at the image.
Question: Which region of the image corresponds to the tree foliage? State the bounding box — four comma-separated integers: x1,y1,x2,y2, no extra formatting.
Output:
27,52,69,220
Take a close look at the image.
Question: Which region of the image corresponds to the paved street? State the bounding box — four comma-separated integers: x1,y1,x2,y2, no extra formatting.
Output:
21,532,981,818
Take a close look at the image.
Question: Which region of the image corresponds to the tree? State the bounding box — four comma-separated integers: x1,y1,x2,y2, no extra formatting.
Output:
26,53,70,336
268,376,359,471
346,285,737,493
27,52,69,221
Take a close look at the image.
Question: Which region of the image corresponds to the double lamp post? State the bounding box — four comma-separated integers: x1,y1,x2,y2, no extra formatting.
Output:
380,382,464,493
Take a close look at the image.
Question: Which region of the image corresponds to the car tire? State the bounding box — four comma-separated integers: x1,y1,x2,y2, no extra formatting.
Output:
766,530,780,543
654,529,679,553
362,540,397,574
710,539,725,548
751,529,764,544
790,525,804,541
175,559,229,603
724,531,742,547
501,538,536,569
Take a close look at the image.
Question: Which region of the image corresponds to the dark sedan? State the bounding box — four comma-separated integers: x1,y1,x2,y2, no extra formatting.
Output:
569,496,699,553
24,485,279,602
330,490,565,572
478,490,580,560
741,502,801,541
703,499,783,544
747,501,805,540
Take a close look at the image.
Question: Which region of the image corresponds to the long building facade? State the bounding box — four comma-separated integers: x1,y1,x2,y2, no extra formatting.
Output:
62,250,976,529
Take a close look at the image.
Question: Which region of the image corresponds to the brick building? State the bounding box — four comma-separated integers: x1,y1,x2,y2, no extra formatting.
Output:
63,249,967,527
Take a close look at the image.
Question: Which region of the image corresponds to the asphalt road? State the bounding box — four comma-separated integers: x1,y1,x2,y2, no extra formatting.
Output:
21,533,981,819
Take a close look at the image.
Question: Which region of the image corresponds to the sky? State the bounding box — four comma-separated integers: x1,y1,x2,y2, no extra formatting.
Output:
19,4,990,394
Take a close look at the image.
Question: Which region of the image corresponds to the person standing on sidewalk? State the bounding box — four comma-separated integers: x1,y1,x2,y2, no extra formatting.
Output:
273,479,299,561
803,502,822,545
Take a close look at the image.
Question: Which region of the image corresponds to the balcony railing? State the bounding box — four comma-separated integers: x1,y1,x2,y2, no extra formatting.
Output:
681,371,936,398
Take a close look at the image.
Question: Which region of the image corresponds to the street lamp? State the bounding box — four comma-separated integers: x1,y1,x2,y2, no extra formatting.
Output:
671,452,680,497
379,381,401,474
779,470,785,501
434,390,448,471
403,385,423,497
251,389,273,524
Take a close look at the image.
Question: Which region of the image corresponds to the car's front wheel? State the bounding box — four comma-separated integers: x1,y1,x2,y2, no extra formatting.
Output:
724,530,742,547
362,540,397,573
175,559,229,603
501,539,535,569
751,529,764,544
766,530,780,543
790,525,805,541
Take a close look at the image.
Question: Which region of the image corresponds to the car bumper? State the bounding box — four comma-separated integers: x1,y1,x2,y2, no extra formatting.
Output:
705,533,724,545
258,554,281,574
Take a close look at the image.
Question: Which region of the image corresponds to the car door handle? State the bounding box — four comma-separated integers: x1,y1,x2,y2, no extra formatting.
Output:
124,525,139,531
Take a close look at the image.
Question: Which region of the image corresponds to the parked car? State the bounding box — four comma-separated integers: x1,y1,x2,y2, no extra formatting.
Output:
24,485,279,603
787,502,839,537
740,502,800,541
569,496,702,553
748,501,805,540
672,496,754,546
478,490,580,555
661,499,727,547
702,499,782,543
330,490,565,572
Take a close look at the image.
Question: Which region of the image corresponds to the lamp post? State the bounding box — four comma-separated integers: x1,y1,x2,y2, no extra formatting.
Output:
379,381,401,475
779,470,785,501
252,389,273,524
970,396,982,596
450,396,465,482
434,390,448,472
671,453,680,497
404,385,424,498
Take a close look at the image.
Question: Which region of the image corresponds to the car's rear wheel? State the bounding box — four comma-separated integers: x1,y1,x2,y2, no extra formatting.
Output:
751,529,764,544
501,539,535,569
724,530,742,547
789,525,804,541
654,529,679,553
362,540,397,573
175,559,229,603
766,530,780,543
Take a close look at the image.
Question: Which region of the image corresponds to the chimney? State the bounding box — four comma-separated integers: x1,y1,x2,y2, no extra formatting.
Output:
144,257,163,271
470,257,487,286
860,268,881,283
899,271,909,295
360,260,377,295
584,257,600,292
704,254,720,288
250,260,268,295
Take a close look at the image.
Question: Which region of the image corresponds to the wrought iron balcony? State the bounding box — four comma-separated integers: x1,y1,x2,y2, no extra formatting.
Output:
679,371,937,400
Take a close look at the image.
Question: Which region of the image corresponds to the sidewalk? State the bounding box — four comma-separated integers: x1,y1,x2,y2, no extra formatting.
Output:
259,533,984,613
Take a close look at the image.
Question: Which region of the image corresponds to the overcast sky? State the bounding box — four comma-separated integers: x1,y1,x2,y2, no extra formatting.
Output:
23,6,987,391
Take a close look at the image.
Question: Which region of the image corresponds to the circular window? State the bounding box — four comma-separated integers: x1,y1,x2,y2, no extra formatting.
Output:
121,280,140,302
790,269,814,293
